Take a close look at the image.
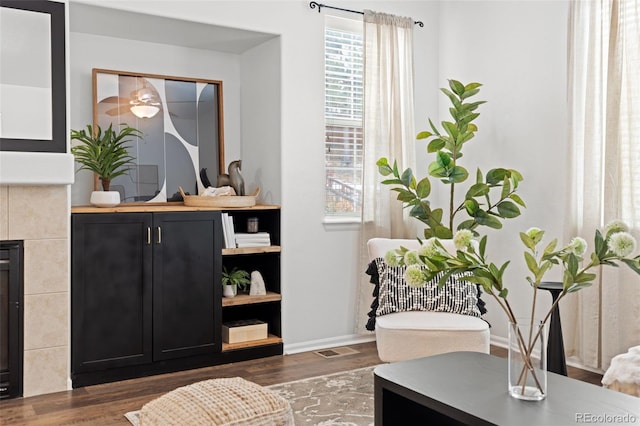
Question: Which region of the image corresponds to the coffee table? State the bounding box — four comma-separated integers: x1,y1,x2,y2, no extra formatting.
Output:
374,351,640,425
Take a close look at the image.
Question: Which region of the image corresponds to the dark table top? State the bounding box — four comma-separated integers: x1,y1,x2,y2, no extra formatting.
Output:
374,352,640,426
538,281,564,292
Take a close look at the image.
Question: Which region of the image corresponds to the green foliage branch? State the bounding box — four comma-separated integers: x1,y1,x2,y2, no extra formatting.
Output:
376,80,525,239
387,222,640,396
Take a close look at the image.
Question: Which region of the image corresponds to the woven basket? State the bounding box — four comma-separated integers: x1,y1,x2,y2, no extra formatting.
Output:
179,187,260,208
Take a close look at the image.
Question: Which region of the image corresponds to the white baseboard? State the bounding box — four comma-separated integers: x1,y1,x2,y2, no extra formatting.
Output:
565,356,605,375
490,335,605,375
284,333,604,375
491,335,543,361
284,333,376,355
490,335,508,349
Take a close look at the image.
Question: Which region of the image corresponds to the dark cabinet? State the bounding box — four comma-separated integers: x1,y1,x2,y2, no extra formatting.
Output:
71,211,222,386
72,213,153,373
71,206,282,388
152,213,221,360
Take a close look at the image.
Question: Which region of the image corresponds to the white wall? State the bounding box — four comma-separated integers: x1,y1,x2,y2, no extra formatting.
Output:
239,37,282,203
438,0,570,340
68,0,570,350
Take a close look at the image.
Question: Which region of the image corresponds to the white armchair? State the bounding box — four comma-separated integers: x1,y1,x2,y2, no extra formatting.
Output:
367,238,490,362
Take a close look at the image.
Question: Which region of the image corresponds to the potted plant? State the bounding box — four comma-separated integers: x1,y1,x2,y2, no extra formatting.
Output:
70,123,142,207
222,266,251,298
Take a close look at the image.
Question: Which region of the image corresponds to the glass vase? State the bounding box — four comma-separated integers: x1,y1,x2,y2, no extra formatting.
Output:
508,319,547,401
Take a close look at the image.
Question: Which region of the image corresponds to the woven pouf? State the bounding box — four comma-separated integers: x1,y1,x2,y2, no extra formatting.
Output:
139,377,294,426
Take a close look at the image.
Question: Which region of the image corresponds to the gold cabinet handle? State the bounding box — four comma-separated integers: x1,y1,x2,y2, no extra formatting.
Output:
156,226,162,244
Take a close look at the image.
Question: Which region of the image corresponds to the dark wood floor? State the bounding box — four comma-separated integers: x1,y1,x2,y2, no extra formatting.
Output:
0,342,603,425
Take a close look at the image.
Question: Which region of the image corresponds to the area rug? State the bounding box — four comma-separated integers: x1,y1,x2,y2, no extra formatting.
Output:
125,365,377,425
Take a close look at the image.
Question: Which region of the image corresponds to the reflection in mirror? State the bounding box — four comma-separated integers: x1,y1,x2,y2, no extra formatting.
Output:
0,7,51,139
0,0,65,153
93,69,224,203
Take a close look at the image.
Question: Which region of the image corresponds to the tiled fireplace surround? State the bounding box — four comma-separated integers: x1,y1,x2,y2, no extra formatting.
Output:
0,185,70,397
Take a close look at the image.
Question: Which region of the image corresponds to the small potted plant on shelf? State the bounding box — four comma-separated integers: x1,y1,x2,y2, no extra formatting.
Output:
222,266,251,298
70,123,142,207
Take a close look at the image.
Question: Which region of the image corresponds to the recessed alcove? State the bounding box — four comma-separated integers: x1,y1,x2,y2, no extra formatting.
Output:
69,3,282,206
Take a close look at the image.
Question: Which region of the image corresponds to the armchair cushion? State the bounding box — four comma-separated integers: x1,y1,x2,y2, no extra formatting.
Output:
365,238,487,331
375,258,482,317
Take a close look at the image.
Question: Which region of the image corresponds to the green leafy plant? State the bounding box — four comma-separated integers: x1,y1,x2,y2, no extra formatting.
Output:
386,221,640,397
222,266,251,292
70,123,142,191
377,80,525,239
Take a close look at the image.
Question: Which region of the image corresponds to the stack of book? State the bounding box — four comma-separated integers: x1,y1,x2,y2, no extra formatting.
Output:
221,213,271,248
234,232,271,248
221,213,236,249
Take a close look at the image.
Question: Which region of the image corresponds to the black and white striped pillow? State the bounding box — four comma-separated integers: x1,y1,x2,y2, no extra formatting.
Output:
374,258,482,318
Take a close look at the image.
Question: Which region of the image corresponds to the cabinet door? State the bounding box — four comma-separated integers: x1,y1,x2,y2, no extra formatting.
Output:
72,213,152,373
152,212,222,360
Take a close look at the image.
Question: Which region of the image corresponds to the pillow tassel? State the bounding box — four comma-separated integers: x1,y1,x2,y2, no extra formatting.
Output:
365,260,380,331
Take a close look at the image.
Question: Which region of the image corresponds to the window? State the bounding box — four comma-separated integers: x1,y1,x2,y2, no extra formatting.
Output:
324,18,363,217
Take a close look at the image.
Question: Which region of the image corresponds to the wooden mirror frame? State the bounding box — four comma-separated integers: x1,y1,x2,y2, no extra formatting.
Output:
93,69,225,202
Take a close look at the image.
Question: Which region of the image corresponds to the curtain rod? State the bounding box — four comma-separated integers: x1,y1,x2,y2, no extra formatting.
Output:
309,1,424,27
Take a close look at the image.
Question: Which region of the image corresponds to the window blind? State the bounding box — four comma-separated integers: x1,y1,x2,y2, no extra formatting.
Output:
324,27,364,216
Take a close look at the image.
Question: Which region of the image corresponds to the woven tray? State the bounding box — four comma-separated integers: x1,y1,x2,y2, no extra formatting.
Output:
179,187,260,208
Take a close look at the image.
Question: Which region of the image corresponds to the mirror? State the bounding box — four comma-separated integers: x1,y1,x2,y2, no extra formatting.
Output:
0,0,66,152
93,69,224,203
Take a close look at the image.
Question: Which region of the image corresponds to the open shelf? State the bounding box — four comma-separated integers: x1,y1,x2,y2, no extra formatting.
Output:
220,206,282,358
222,291,281,307
222,246,281,256
221,334,282,351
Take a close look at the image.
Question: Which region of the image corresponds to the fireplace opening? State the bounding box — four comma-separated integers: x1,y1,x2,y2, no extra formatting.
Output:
0,240,23,399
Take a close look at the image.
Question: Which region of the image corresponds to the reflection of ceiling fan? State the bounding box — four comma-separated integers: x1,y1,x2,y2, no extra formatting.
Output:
129,83,161,118
100,79,162,118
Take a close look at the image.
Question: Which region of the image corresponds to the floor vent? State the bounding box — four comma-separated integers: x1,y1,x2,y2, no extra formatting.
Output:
314,346,360,359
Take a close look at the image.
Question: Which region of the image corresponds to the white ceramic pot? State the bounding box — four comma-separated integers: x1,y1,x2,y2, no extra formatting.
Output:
223,284,237,298
90,191,121,208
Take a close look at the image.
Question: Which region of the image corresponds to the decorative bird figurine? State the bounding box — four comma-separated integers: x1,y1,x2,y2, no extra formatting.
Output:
217,160,245,196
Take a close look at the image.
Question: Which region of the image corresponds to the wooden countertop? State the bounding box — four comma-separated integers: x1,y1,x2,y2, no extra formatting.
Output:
71,202,280,213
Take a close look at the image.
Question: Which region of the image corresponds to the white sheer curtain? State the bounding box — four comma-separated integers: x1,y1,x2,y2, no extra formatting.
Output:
355,10,416,333
566,0,640,370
